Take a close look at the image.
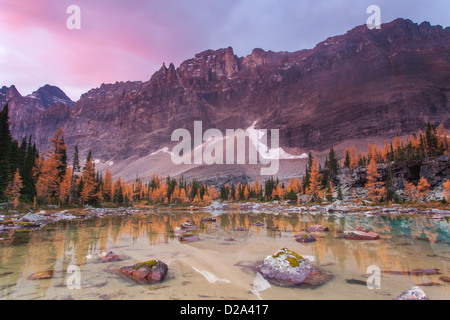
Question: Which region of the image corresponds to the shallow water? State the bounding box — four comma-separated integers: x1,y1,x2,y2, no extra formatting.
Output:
0,209,449,300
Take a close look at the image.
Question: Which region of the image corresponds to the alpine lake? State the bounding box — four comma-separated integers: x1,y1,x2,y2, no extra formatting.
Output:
0,201,449,300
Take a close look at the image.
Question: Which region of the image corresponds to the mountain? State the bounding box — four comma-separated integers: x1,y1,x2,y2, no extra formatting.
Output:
28,85,74,109
4,18,450,183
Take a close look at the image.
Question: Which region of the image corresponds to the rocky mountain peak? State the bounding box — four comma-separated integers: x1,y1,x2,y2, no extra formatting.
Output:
5,19,450,182
28,84,74,109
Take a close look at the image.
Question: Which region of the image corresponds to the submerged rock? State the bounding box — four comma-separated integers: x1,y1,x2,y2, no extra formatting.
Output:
180,222,197,231
256,248,332,288
395,286,429,300
383,268,440,276
119,260,168,284
101,251,121,262
294,233,316,243
28,270,54,280
179,233,200,242
346,279,367,286
201,217,216,222
344,230,380,240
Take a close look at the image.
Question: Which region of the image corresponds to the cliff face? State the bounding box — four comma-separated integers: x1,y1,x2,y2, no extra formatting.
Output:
3,18,450,180
335,155,450,202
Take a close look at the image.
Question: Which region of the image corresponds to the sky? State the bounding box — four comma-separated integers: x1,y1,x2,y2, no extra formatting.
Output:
0,0,449,101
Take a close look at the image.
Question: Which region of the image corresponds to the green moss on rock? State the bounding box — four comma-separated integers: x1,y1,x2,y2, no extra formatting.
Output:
272,248,304,260
133,260,157,270
285,257,300,267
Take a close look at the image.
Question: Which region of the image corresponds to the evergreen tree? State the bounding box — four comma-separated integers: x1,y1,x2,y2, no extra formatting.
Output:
0,104,13,200
20,136,39,201
6,170,23,208
344,150,351,169
50,127,67,182
73,145,81,173
327,147,339,179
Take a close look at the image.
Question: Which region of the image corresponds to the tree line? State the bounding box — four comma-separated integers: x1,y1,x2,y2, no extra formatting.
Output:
1,102,450,207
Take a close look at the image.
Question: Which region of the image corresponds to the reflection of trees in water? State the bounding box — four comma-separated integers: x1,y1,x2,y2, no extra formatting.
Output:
1,210,448,299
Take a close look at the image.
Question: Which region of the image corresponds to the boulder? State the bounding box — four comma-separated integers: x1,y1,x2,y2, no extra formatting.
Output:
101,251,121,262
180,222,197,231
294,233,316,243
394,286,429,300
179,233,200,242
20,212,50,224
344,230,380,240
119,260,168,284
256,248,332,288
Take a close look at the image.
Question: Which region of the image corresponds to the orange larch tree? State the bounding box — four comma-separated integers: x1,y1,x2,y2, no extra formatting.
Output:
306,157,323,201
365,158,386,203
59,167,72,204
6,170,23,208
35,154,59,203
417,177,431,201
80,157,97,204
103,168,113,202
404,180,418,201
443,179,450,202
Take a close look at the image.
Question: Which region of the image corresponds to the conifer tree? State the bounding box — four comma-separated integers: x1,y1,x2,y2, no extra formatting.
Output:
50,127,67,182
73,145,81,173
103,168,113,202
35,154,59,204
365,158,385,203
6,170,23,208
81,157,96,204
417,177,430,201
0,104,13,200
443,180,450,202
306,157,323,201
59,167,73,204
404,180,418,201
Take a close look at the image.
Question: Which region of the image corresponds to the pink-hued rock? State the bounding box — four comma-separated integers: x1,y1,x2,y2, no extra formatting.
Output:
179,233,200,242
119,260,168,284
344,230,380,240
101,251,121,262
256,248,332,288
395,286,429,300
295,233,316,243
180,223,197,231
307,225,329,232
